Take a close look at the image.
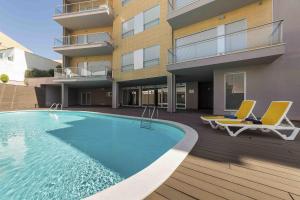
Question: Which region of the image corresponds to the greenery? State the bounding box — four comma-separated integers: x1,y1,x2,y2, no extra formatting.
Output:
0,74,9,83
25,68,55,78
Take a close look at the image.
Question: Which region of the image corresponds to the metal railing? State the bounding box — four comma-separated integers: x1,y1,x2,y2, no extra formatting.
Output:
54,0,111,16
54,65,112,79
54,32,112,48
168,0,198,12
140,106,159,129
169,20,284,64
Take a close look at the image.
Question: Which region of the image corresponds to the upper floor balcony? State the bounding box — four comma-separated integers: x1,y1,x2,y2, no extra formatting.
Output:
54,64,112,84
53,0,114,30
167,20,286,75
167,0,259,29
53,32,113,57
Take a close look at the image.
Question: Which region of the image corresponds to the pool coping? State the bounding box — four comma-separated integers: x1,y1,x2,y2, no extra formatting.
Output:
0,110,199,200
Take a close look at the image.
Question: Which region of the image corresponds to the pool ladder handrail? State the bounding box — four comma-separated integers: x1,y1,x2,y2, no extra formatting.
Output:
49,103,63,111
140,106,159,129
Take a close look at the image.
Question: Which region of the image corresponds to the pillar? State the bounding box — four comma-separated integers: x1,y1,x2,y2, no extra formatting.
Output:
167,74,176,112
61,83,69,108
112,81,119,109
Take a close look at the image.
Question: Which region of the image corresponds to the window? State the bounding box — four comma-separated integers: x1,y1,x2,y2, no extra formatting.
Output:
144,5,160,30
7,56,14,61
225,72,246,110
122,18,134,38
143,45,160,67
175,28,218,62
225,19,247,52
121,0,132,6
176,83,186,109
121,52,134,71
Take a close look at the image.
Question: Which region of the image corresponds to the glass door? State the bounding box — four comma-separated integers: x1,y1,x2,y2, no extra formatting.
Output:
158,87,168,108
122,88,139,106
142,89,155,106
78,62,88,77
225,19,247,52
176,83,186,109
81,92,91,105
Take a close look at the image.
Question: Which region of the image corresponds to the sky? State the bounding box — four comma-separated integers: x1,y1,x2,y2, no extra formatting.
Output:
0,0,62,60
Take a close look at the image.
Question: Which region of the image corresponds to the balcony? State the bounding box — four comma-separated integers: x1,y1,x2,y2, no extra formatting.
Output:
53,0,114,30
54,65,112,85
53,32,113,57
167,0,259,29
167,21,286,75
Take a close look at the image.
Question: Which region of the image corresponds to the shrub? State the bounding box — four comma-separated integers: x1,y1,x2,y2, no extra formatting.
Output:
25,68,55,78
0,74,9,83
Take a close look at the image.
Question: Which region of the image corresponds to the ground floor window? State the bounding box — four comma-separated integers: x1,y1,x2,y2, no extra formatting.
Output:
176,83,186,109
121,84,187,110
122,87,140,106
225,72,246,110
80,92,91,106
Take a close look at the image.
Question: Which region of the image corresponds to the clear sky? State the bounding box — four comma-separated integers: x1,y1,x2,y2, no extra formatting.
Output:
0,0,62,60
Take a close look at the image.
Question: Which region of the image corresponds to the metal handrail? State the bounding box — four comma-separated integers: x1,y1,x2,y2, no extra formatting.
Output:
54,32,112,48
49,103,63,111
140,106,159,129
54,0,111,16
168,0,199,11
54,65,112,78
169,20,284,64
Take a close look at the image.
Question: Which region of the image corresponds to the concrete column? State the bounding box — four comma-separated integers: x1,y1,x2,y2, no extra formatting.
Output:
61,83,69,108
112,81,119,109
138,86,142,107
167,74,176,112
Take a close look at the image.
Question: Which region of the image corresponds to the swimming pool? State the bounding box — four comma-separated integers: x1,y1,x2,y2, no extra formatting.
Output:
0,111,197,200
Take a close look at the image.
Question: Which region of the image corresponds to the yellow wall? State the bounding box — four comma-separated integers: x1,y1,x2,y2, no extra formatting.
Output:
112,0,172,82
174,0,273,40
70,55,112,67
62,0,273,82
70,27,113,36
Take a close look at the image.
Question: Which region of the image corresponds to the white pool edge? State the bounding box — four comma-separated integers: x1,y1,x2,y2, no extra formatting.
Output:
1,110,199,200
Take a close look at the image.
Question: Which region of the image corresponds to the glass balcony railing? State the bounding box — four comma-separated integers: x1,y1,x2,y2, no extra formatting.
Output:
54,32,112,48
54,65,112,79
168,0,198,12
168,20,284,64
54,0,111,16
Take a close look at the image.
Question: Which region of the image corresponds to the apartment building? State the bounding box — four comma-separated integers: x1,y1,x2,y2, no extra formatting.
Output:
53,0,300,119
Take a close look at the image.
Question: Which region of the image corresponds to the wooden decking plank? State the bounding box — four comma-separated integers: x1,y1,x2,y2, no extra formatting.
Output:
191,147,300,178
145,192,168,200
291,194,300,200
172,171,254,200
231,162,300,182
165,177,226,200
182,159,291,200
156,184,197,200
230,164,300,188
185,156,300,195
177,166,282,200
192,143,300,167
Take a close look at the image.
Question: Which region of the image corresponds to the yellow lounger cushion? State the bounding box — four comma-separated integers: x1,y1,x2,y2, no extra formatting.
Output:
235,100,256,119
261,101,291,125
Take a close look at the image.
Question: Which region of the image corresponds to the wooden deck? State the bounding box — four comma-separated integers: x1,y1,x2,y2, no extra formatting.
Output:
67,108,300,200
62,107,300,200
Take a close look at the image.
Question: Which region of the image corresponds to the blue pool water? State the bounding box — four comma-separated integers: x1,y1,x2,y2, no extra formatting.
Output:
0,111,184,200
